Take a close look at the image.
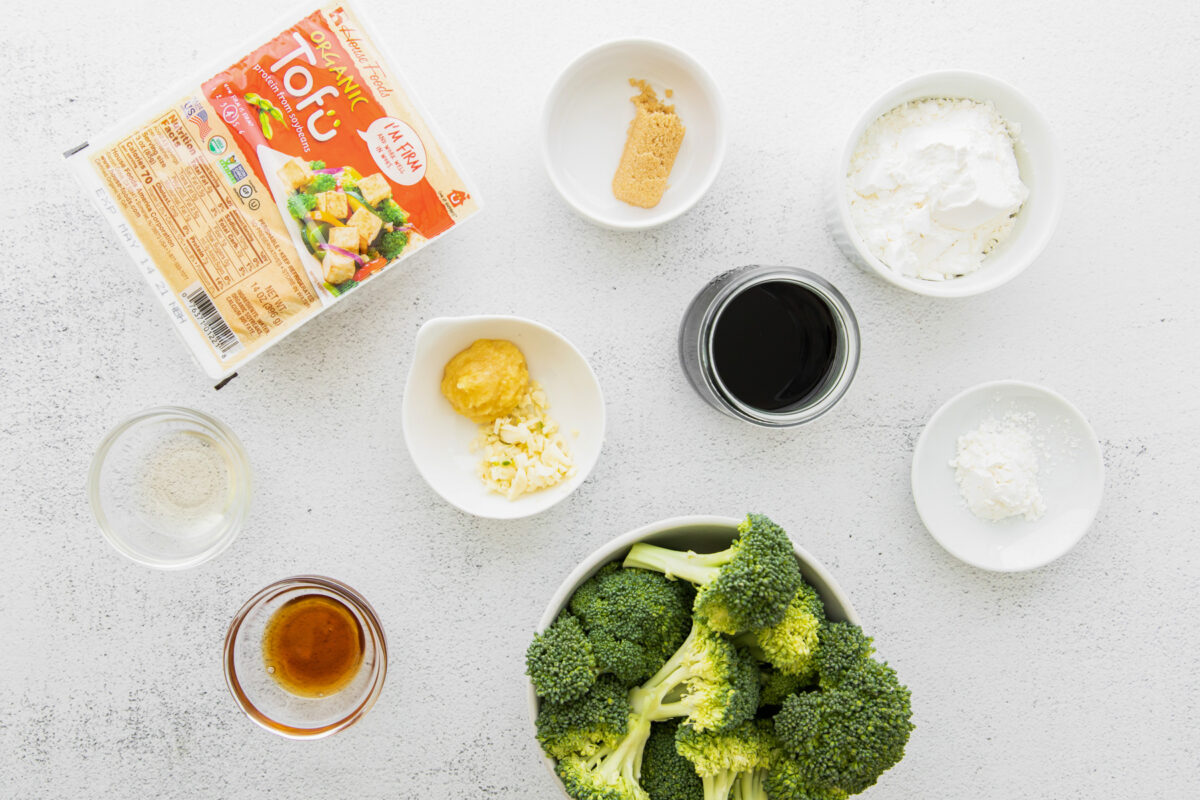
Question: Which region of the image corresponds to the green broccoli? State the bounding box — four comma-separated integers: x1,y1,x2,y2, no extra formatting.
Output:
308,160,327,170
813,623,874,689
537,674,630,760
773,658,913,796
674,719,774,800
526,613,597,704
554,696,656,800
758,668,812,709
764,758,848,800
541,622,760,800
287,192,318,220
531,520,914,800
622,514,802,635
308,173,337,193
641,621,760,733
377,229,410,260
738,582,825,680
374,198,409,227
731,766,770,800
569,563,694,686
640,720,703,800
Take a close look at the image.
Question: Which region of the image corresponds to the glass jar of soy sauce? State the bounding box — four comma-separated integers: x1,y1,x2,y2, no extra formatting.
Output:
679,266,860,427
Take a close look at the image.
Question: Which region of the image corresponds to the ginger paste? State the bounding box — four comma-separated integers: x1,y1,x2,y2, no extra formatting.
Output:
441,339,530,424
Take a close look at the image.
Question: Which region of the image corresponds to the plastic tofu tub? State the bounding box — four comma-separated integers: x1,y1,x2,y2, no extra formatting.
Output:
66,2,481,386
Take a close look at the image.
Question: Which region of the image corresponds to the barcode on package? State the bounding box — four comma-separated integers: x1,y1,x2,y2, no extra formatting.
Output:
181,284,243,360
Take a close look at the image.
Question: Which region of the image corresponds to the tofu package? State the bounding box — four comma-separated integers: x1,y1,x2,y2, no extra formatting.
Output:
65,2,480,383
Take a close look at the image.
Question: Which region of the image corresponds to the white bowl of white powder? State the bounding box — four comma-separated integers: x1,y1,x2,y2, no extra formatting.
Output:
911,381,1104,572
830,71,1063,297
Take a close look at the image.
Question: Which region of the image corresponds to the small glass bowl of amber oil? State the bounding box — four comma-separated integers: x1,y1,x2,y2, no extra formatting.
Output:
224,576,387,738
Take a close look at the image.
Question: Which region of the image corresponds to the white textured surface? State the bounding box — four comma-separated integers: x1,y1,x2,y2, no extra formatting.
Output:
2,0,1198,797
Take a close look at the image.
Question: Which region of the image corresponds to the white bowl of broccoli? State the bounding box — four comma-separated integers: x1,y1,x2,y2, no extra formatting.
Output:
524,513,914,800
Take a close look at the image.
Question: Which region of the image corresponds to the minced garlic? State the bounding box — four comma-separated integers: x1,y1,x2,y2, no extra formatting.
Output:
472,382,575,499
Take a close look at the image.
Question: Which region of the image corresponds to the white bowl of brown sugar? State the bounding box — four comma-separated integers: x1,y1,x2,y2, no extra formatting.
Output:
541,38,726,231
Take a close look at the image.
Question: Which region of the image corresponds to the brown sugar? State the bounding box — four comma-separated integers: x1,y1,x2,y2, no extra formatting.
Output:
612,79,686,209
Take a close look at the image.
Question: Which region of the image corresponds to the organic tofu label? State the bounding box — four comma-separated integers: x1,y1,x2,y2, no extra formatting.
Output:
66,3,480,380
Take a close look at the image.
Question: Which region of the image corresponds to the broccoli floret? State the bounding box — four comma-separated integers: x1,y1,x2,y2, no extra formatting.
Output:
640,720,703,800
774,658,913,796
569,563,694,686
623,514,802,635
308,173,337,193
287,192,318,220
526,613,597,704
758,669,813,709
814,623,874,689
341,174,359,193
554,701,655,800
738,582,825,680
764,758,848,800
377,230,410,260
537,674,630,760
308,160,327,170
549,618,757,798
674,719,774,800
541,592,759,800
640,621,759,733
374,198,409,226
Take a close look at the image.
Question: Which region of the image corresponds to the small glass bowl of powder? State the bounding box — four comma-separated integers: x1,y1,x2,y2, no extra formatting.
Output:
88,406,251,569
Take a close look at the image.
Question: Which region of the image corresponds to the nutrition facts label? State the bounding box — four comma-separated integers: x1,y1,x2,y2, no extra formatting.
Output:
95,111,291,296
87,106,319,369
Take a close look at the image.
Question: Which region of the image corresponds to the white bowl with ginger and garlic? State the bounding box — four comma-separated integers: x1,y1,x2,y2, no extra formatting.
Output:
402,316,606,519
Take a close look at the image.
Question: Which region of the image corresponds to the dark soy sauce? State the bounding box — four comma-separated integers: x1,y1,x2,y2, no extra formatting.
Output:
711,281,838,412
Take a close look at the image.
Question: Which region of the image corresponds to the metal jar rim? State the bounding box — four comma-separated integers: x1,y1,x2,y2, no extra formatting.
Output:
696,266,860,427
